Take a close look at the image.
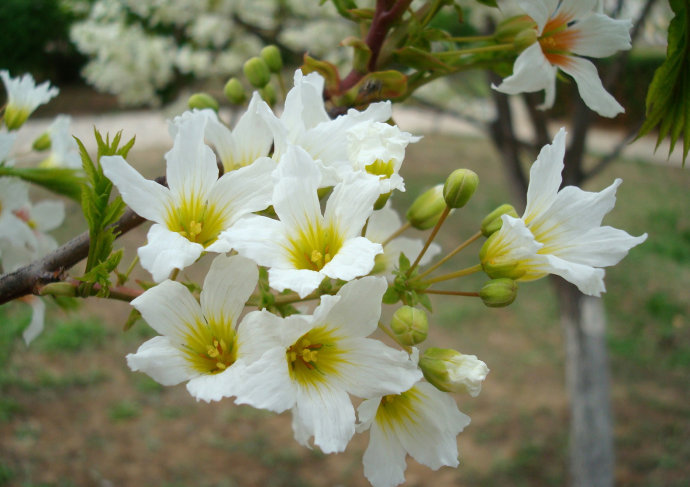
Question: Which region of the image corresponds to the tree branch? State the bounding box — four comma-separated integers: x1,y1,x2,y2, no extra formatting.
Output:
584,122,643,180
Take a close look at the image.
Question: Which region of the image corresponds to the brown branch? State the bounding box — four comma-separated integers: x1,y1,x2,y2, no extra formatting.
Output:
584,122,643,180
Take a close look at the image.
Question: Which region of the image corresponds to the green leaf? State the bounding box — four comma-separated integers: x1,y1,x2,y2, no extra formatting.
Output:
0,166,83,201
301,55,342,94
637,1,690,166
383,286,402,305
474,0,498,7
394,46,453,73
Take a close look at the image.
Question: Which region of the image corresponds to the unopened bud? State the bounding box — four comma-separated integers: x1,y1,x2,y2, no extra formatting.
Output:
479,278,518,307
39,282,77,297
406,185,446,230
259,84,277,106
481,204,518,237
494,15,537,42
419,347,489,396
32,132,52,151
443,169,478,209
260,45,283,73
243,57,271,88
513,28,538,52
390,306,429,346
188,93,219,112
224,77,246,105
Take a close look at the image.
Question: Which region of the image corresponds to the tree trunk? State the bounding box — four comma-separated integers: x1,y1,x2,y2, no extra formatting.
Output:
555,279,615,487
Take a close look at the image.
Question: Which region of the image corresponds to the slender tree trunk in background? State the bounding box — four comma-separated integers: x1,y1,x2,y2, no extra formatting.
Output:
555,280,614,487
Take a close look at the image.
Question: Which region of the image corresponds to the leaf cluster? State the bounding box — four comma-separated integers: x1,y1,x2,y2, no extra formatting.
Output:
75,130,135,296
637,0,690,166
382,253,432,311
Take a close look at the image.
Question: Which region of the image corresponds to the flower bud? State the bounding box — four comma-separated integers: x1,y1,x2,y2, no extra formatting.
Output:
188,92,219,112
224,77,246,105
479,278,518,307
513,28,538,52
4,107,30,131
260,45,283,73
259,84,277,106
494,15,537,42
419,347,489,396
406,184,446,230
39,282,77,297
390,306,429,346
243,57,271,88
32,131,52,151
443,168,478,209
481,204,518,237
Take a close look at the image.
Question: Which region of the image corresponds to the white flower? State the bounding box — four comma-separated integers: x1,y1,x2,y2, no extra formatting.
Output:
230,277,423,453
127,254,262,402
0,178,36,261
493,0,632,117
40,115,81,169
222,144,383,298
346,121,420,194
357,381,471,487
365,204,441,281
0,131,16,166
20,295,46,346
1,71,59,130
102,110,274,282
258,69,392,184
480,128,647,296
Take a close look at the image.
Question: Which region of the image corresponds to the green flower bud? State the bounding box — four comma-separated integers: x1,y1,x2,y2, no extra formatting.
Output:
39,282,77,297
32,131,52,151
259,84,277,106
406,185,446,230
481,204,518,237
4,107,30,131
419,347,489,396
188,93,219,112
224,77,246,105
260,45,283,73
513,28,538,52
390,306,429,346
243,57,271,88
479,278,518,307
443,169,478,209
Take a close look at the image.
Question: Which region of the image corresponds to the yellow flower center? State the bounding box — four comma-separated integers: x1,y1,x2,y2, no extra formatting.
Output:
181,317,237,374
286,221,344,271
375,387,424,431
365,159,395,179
286,326,344,387
165,192,226,247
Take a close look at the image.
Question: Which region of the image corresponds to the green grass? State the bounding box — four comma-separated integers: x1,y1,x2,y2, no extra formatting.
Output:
108,400,141,422
38,317,107,353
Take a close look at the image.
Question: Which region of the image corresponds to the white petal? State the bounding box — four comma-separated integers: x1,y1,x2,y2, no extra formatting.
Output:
553,226,647,267
557,0,598,23
138,224,204,282
186,364,245,403
230,92,274,165
515,0,558,32
237,311,312,363
273,146,322,230
366,204,403,243
219,214,286,268
324,174,380,237
131,279,203,342
570,14,632,58
558,56,624,118
0,177,29,212
339,338,422,398
31,200,65,232
233,347,297,412
293,384,356,453
492,43,558,109
269,267,324,298
524,128,566,223
318,276,386,337
101,155,171,224
165,112,218,199
200,254,258,329
320,236,382,282
543,254,606,296
22,296,46,345
127,335,197,386
0,131,16,164
362,421,408,487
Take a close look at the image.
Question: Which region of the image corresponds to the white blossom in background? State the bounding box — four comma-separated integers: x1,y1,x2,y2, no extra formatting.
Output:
102,111,274,282
365,204,441,281
40,115,81,169
259,70,392,184
222,144,382,298
493,0,632,117
0,71,59,129
230,277,422,453
0,131,16,165
480,128,647,296
0,178,36,260
357,381,471,487
127,255,265,402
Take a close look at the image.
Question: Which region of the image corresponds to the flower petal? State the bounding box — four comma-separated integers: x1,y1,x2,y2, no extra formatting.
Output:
515,0,559,32
557,0,599,23
558,56,624,118
186,364,245,403
200,254,258,329
22,296,45,345
324,173,380,238
570,13,632,58
31,200,65,232
127,335,197,385
269,267,324,298
362,420,408,487
101,155,171,224
138,224,204,282
492,43,558,109
523,127,566,223
320,236,382,282
273,145,322,231
293,384,356,453
219,214,287,268
318,276,386,337
233,347,297,412
543,253,606,296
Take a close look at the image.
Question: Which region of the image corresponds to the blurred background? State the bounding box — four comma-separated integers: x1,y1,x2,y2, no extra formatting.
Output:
0,1,687,486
